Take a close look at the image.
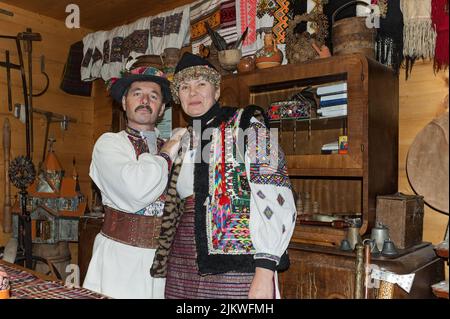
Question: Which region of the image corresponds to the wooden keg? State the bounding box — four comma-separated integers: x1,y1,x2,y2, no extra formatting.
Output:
332,1,376,58
32,241,72,281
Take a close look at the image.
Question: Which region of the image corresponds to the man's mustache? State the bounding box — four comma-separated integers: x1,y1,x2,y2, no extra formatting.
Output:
134,104,153,113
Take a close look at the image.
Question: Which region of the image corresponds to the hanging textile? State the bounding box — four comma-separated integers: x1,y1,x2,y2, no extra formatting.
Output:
375,0,404,75
81,5,190,82
60,41,92,97
237,0,288,60
272,0,290,44
220,0,238,45
432,0,449,72
401,0,436,79
190,0,221,54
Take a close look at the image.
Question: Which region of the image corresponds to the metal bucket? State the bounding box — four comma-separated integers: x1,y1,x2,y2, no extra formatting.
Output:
32,241,71,281
332,1,376,58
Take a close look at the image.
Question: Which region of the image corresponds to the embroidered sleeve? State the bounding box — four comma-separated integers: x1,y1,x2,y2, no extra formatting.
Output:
159,152,173,171
244,118,297,271
89,133,169,213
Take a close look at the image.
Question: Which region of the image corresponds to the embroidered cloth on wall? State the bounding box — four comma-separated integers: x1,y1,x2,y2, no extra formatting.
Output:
432,0,449,71
60,41,93,96
190,0,238,55
80,5,190,82
236,0,287,61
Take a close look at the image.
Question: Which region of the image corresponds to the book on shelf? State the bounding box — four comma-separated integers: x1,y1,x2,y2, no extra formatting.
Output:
316,82,347,96
320,98,348,107
321,141,339,151
318,112,348,118
317,106,347,118
321,149,339,154
320,92,348,102
317,104,347,112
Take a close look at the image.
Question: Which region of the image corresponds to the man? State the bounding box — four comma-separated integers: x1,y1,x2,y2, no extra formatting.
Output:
83,66,186,298
151,53,296,299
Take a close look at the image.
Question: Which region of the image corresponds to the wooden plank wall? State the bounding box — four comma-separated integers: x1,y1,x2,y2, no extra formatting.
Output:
398,61,448,246
0,2,92,247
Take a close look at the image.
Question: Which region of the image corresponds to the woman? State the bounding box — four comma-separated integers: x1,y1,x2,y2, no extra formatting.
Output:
152,53,296,299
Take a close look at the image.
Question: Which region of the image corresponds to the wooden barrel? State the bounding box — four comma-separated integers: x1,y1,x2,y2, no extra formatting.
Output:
332,1,376,58
32,241,72,281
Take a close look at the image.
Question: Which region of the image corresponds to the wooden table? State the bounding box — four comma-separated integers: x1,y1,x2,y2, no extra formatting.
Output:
0,259,107,299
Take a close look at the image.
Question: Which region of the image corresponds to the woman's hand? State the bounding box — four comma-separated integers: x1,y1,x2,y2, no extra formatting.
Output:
248,267,275,299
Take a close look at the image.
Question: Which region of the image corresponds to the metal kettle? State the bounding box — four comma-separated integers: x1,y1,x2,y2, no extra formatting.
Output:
370,222,390,251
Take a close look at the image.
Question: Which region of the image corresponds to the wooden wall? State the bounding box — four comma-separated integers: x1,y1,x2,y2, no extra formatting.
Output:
398,61,448,246
0,2,92,245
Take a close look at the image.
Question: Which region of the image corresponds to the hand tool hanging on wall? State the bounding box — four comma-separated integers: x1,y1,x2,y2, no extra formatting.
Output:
1,30,51,271
34,108,77,165
13,104,77,165
23,28,41,159
2,118,12,233
5,50,12,111
0,30,44,158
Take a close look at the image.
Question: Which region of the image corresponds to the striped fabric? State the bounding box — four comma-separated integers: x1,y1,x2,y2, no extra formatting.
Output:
1,262,107,299
190,0,238,54
164,196,253,299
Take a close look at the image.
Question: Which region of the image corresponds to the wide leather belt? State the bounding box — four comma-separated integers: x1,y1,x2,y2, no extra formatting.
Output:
101,206,161,249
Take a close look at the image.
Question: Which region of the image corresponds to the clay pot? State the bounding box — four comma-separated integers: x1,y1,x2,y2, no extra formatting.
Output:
255,33,283,69
237,55,255,73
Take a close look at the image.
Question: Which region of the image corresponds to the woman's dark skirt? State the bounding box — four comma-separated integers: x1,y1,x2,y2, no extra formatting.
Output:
164,196,254,299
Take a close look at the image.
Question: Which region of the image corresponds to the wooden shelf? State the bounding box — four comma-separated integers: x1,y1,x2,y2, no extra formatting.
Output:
221,54,398,246
287,167,363,177
269,115,347,123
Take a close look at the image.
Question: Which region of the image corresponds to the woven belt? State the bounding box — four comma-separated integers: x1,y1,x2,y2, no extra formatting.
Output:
101,206,161,249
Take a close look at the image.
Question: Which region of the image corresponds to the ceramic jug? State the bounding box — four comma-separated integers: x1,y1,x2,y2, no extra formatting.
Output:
255,33,283,69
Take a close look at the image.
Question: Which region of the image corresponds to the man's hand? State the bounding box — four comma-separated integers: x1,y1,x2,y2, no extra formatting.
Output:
248,267,275,299
160,128,188,161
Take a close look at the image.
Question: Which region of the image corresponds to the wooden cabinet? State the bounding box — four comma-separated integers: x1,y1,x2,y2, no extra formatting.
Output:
279,242,444,299
220,54,399,246
218,54,443,299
